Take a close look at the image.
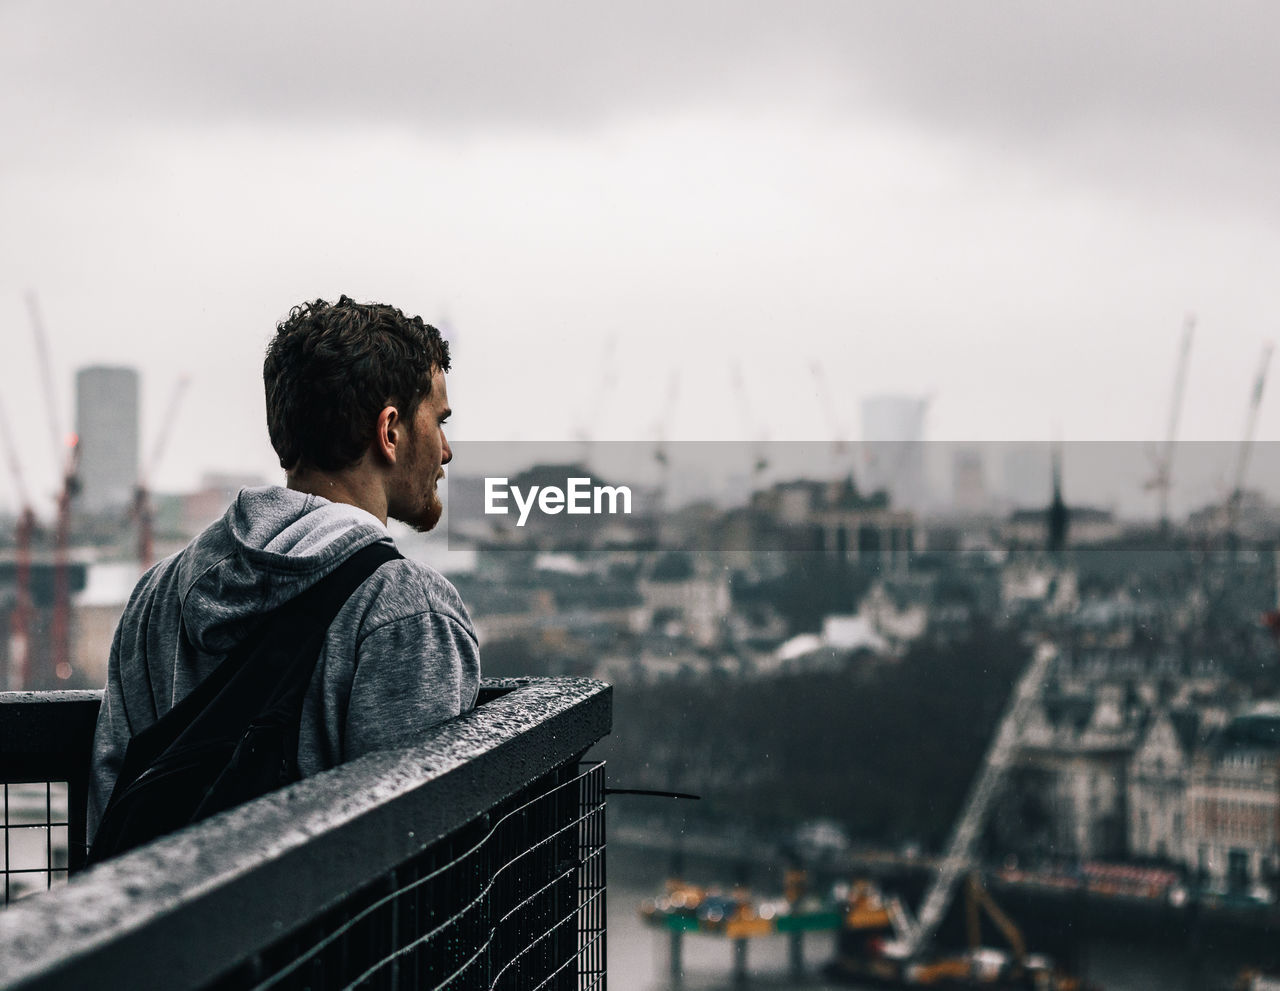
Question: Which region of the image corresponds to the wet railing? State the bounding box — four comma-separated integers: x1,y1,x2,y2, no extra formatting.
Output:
0,678,611,990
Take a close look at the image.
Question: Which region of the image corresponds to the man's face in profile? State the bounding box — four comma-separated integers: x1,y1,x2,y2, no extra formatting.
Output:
390,367,452,533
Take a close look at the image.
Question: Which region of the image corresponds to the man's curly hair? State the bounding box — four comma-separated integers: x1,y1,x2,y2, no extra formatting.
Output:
263,296,451,472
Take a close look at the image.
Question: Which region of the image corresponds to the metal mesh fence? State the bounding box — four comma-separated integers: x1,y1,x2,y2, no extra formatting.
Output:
210,760,607,991
0,684,611,991
1,781,70,904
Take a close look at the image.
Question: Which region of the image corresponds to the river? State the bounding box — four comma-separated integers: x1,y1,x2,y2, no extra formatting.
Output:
605,846,1266,990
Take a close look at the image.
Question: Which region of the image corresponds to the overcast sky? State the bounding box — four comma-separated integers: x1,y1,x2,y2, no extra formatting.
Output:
3,2,1279,518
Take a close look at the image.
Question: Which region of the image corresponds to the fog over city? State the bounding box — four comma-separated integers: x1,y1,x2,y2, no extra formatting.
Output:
3,2,1280,518
9,9,1280,988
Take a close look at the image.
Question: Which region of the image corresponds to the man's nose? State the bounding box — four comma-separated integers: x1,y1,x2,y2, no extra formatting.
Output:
441,434,452,465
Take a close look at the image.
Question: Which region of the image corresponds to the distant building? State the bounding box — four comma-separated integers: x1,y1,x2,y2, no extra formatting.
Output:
75,365,139,515
995,644,1280,898
951,447,988,515
637,553,730,648
1000,561,1079,617
1010,683,1135,862
1186,705,1280,893
745,477,917,565
854,582,927,650
1128,709,1198,863
1003,505,1119,549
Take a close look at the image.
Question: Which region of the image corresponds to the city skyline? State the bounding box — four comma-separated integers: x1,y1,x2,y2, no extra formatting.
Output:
3,3,1280,518
10,351,1280,523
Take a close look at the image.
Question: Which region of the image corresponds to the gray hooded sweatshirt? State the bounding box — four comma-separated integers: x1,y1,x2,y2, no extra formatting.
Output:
88,485,481,838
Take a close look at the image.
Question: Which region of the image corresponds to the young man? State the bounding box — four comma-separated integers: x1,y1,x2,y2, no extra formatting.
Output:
88,296,480,839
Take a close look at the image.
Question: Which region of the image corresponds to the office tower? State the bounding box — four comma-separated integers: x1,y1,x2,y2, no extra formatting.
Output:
952,447,988,515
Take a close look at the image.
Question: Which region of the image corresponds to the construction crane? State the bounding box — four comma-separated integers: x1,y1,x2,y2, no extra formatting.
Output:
133,376,190,568
26,292,65,472
0,398,37,690
1144,315,1194,532
26,291,78,682
964,872,1026,966
887,641,1059,961
49,438,78,681
1224,342,1273,539
651,371,680,510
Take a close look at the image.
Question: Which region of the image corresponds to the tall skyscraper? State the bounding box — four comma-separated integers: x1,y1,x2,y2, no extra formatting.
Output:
952,447,989,515
861,395,930,511
76,366,139,514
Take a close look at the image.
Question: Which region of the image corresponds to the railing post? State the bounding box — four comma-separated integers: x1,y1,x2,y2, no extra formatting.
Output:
788,928,804,978
732,936,748,984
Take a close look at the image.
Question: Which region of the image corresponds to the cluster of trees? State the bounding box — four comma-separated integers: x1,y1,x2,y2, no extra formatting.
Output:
594,621,1028,850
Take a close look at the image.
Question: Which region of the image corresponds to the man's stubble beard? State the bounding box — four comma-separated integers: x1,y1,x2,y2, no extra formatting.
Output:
394,482,443,534
392,440,443,533
409,493,443,534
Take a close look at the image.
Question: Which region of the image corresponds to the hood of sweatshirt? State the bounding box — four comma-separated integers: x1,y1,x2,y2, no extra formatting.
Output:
172,486,392,654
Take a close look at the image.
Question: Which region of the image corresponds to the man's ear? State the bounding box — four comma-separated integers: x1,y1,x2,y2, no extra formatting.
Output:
375,405,402,465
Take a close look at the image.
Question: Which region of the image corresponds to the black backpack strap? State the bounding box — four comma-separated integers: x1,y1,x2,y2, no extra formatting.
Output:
110,541,402,788
91,540,402,861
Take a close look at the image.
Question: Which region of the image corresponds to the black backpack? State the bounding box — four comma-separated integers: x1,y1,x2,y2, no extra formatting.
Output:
88,541,402,864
